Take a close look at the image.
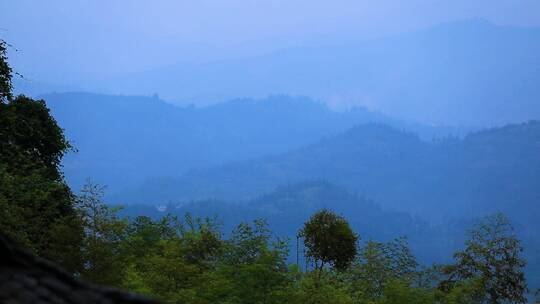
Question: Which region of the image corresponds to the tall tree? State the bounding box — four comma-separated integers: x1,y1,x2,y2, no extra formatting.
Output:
299,209,358,272
441,213,527,304
0,39,83,272
77,181,128,286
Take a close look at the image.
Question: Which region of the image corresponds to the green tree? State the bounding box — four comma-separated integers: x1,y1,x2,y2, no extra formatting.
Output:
0,40,83,272
76,181,128,286
0,39,13,102
376,280,434,304
299,209,358,272
120,215,181,299
435,278,484,304
213,219,292,304
294,271,353,304
120,214,224,303
181,214,222,269
441,213,527,304
349,237,419,300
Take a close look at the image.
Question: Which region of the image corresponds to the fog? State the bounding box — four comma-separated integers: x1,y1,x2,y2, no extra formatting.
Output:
2,1,540,124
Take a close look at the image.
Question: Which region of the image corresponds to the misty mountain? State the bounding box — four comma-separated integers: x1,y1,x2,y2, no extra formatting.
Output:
46,92,454,191
102,19,540,126
12,78,81,98
120,121,540,224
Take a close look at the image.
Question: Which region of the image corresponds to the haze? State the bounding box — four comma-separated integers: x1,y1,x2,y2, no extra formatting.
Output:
2,1,540,301
2,0,540,125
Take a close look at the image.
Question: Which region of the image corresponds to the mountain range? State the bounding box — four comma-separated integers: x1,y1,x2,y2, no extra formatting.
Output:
19,20,540,127
99,19,540,126
117,121,540,225
44,92,467,192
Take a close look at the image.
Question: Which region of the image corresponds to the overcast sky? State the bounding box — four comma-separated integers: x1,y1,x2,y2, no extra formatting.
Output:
1,0,539,86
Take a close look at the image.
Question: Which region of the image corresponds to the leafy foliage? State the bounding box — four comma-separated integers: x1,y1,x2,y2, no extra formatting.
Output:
77,181,128,286
348,237,419,300
441,213,527,303
300,209,358,271
0,41,82,272
0,40,13,102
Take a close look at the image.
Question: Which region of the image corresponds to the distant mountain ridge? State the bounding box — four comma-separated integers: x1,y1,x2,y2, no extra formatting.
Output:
119,121,540,224
98,19,540,126
44,92,465,192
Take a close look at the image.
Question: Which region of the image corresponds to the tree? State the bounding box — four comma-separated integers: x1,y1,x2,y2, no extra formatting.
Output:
349,237,419,300
180,214,222,269
0,39,13,102
299,209,358,272
217,219,291,304
441,213,527,304
120,214,225,303
377,279,435,304
76,181,128,286
294,272,353,304
0,39,83,272
435,278,485,304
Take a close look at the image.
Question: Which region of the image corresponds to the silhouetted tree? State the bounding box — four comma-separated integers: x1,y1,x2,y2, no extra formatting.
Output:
299,209,358,272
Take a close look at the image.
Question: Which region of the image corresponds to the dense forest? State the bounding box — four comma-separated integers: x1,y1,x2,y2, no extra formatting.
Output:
2,38,540,303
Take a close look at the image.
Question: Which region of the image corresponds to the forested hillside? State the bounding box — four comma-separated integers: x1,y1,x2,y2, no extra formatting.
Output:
121,122,540,223
44,92,468,191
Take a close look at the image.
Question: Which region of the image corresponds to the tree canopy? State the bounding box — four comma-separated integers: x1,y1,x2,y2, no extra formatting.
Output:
0,39,82,272
441,213,527,304
299,209,358,271
0,40,12,102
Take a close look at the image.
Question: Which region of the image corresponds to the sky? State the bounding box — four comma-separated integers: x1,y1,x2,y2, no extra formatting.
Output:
1,0,539,87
